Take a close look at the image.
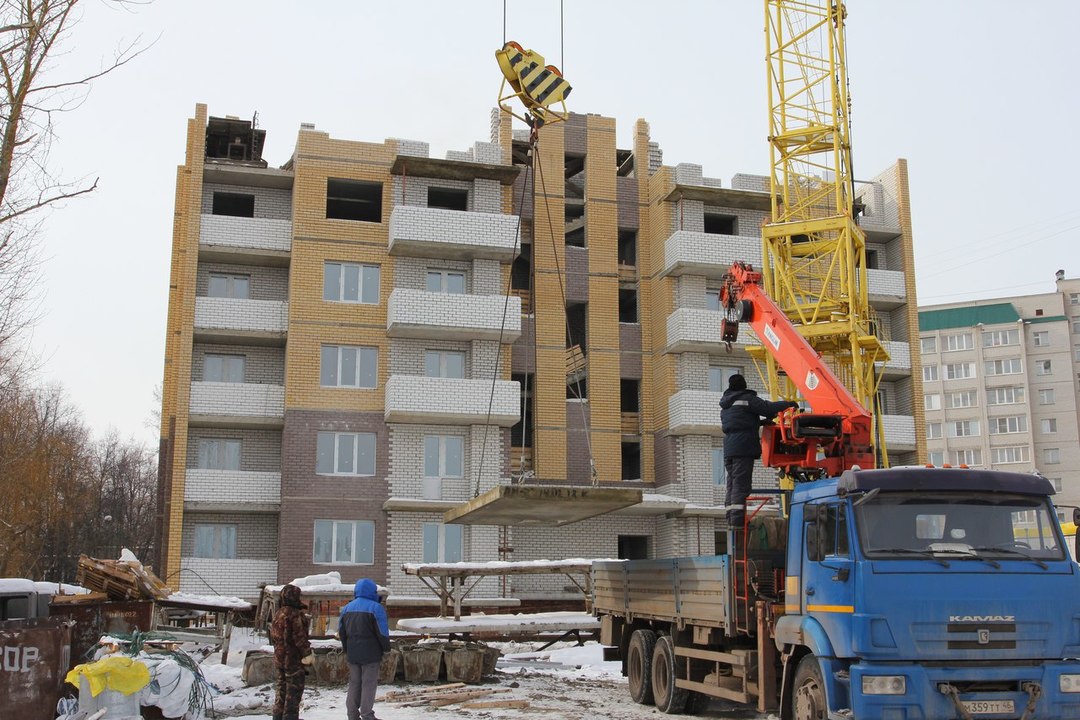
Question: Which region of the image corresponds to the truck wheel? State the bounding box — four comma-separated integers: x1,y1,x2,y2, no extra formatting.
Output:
652,634,689,714
627,629,657,705
792,655,827,720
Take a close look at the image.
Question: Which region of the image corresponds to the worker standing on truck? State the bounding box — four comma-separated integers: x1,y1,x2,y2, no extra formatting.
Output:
720,373,798,530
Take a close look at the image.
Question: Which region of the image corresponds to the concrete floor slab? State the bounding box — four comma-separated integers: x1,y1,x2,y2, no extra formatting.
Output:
443,484,643,526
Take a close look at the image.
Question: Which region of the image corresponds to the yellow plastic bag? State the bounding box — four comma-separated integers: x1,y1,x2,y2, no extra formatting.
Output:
64,655,151,697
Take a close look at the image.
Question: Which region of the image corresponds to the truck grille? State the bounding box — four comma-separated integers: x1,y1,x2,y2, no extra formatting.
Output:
945,623,1016,651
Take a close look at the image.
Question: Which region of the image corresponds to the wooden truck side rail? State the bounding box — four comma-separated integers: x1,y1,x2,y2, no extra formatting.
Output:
592,556,730,630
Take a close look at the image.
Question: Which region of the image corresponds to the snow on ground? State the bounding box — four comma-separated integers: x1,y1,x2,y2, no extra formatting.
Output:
199,628,773,720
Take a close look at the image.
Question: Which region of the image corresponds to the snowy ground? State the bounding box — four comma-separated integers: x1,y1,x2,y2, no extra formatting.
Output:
199,629,772,720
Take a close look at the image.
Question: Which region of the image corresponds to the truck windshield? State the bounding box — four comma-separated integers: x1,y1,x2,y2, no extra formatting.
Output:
854,492,1066,562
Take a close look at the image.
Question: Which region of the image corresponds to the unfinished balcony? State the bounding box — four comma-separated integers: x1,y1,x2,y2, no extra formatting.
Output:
184,469,281,511
660,230,763,279
188,381,285,428
389,205,521,260
385,375,520,426
867,269,907,309
667,390,724,435
387,288,521,342
665,308,757,354
199,214,291,265
882,414,917,453
876,341,912,380
194,298,288,345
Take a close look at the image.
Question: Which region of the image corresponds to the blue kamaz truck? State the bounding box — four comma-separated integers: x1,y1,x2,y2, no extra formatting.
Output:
593,466,1080,718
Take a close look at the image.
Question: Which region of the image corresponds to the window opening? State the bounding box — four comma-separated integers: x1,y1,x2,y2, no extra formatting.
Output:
617,230,637,266
428,187,468,211
618,288,637,323
618,535,649,560
327,179,382,222
621,441,641,480
208,273,250,299
212,192,255,218
703,213,737,235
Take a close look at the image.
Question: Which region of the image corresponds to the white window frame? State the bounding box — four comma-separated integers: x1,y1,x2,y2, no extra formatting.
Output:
987,386,1024,405
423,435,464,500
711,446,725,485
928,450,944,466
705,289,721,312
945,362,976,380
947,390,977,409
208,272,250,299
926,422,942,440
1043,448,1061,465
924,394,942,411
947,420,980,438
1036,359,1052,376
1038,388,1055,405
426,269,467,294
1032,330,1050,347
984,358,1022,376
316,432,376,476
323,262,380,304
920,337,937,354
424,350,466,379
1051,478,1063,492
1070,292,1079,306
204,354,245,383
988,416,1026,435
423,523,464,563
951,449,981,466
197,438,241,470
982,329,1019,347
1072,319,1080,334
708,365,742,393
313,519,374,565
991,446,1029,464
1041,418,1058,434
922,365,938,382
320,345,378,388
194,524,237,559
943,333,974,352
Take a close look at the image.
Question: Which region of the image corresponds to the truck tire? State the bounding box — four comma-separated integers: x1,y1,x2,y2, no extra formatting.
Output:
627,628,657,705
792,655,827,720
652,634,689,714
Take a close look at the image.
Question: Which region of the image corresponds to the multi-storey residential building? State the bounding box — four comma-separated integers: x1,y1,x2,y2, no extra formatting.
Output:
157,105,922,600
919,271,1080,515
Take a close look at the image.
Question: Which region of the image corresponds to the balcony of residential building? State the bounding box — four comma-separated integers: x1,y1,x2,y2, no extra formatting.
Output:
388,205,521,260
188,382,285,427
876,341,912,380
667,390,724,435
387,288,521,341
665,308,758,354
659,230,764,279
194,297,288,345
882,414,917,453
385,375,520,425
866,268,907,309
198,214,291,265
178,557,277,601
184,469,281,511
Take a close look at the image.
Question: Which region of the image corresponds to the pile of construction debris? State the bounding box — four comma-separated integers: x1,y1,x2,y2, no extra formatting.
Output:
378,682,530,710
74,552,172,601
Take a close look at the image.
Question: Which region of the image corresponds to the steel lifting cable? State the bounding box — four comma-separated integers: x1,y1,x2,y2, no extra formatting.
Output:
475,139,536,498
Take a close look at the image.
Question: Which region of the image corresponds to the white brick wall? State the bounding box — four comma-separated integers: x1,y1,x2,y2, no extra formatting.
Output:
666,308,761,354
730,173,770,192
385,376,519,425
668,390,724,435
879,341,912,374
387,289,521,342
868,268,906,298
194,297,288,334
179,558,277,601
189,382,285,420
661,231,764,278
389,206,520,260
185,469,281,504
883,414,917,452
199,214,291,253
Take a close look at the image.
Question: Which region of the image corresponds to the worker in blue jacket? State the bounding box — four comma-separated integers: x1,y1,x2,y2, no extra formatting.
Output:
339,578,391,720
720,373,798,530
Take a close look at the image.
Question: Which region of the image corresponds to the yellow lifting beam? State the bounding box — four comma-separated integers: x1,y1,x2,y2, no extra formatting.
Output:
496,41,572,129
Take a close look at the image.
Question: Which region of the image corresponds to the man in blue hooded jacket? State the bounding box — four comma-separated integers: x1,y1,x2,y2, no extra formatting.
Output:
339,578,391,720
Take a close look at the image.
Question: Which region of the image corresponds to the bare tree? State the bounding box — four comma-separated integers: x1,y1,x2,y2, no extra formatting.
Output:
0,0,146,386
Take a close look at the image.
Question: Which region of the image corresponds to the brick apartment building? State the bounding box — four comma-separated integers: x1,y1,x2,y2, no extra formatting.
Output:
919,272,1080,513
157,104,922,600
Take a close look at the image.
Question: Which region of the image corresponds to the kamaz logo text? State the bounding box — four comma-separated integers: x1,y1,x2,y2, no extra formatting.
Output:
949,615,1015,622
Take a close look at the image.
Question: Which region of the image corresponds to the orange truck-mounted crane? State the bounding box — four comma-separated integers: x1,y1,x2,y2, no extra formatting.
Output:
719,261,874,482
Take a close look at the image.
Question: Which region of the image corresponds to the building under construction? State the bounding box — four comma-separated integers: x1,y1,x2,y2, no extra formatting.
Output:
157,106,922,600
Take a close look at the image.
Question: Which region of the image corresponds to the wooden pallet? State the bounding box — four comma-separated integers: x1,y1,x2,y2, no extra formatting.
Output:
75,555,172,601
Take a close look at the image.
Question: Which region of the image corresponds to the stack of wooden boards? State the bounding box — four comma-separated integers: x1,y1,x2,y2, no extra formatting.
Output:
74,554,172,601
378,683,530,710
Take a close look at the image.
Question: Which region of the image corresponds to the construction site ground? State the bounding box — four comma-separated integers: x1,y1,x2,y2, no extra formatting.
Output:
207,631,772,720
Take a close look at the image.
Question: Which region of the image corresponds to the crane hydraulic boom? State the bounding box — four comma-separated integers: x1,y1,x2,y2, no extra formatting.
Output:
720,261,874,481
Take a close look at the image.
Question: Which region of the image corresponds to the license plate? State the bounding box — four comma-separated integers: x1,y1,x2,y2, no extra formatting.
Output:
961,700,1015,715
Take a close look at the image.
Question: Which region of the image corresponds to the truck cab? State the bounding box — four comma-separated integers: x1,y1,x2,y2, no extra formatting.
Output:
780,466,1080,719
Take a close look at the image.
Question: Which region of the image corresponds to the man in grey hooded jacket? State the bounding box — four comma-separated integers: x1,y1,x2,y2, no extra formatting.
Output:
339,578,391,720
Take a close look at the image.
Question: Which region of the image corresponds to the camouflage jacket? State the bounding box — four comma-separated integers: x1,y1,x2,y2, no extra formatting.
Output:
270,604,311,668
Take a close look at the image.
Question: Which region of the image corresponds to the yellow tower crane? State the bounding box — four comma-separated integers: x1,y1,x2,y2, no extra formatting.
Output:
756,0,890,473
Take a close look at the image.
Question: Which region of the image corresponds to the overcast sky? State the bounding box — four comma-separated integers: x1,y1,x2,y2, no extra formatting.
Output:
31,0,1080,441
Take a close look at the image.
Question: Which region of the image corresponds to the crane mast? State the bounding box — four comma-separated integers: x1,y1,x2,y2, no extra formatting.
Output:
760,0,889,470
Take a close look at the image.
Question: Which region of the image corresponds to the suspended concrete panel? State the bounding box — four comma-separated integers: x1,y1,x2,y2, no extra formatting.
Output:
444,485,643,526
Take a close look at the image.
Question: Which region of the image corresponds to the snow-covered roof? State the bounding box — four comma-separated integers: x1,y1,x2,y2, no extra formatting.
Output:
0,579,90,595
402,558,623,576
263,570,386,597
